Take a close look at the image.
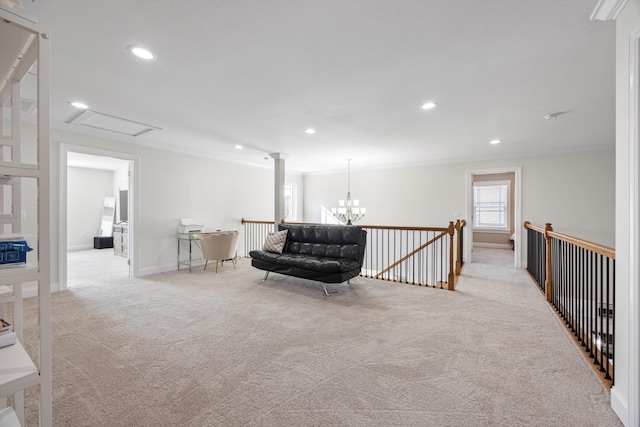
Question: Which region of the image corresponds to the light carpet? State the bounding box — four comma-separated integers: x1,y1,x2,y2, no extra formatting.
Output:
471,247,515,266
20,255,622,426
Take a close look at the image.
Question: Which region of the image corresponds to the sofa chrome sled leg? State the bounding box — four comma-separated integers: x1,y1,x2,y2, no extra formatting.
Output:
263,272,270,282
322,283,330,297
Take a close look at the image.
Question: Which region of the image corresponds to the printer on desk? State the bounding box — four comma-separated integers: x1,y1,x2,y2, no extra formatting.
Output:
178,218,205,233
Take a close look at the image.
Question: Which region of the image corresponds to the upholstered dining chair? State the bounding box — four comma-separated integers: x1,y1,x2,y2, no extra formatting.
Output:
202,231,239,273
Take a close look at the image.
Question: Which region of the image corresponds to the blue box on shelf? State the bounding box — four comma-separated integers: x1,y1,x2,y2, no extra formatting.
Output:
0,240,32,265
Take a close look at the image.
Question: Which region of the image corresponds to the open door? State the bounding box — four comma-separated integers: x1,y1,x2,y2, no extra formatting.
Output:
60,144,138,290
466,167,521,267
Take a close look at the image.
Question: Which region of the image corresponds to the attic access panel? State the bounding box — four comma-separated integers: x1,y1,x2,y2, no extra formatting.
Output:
67,110,162,137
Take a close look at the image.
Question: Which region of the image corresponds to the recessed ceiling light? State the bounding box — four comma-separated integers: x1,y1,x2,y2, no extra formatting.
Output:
421,101,437,110
490,139,502,145
305,128,316,134
128,45,156,60
234,145,243,150
70,101,88,109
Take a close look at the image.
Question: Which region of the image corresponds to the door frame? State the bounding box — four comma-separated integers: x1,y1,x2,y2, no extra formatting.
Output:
619,22,640,427
59,143,139,290
466,166,522,268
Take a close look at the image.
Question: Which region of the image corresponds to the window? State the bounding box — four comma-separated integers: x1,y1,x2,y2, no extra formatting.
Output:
284,183,297,221
473,180,510,230
320,205,342,224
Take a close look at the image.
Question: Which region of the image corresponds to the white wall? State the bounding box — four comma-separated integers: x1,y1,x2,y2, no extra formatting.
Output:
613,2,640,425
304,148,615,250
67,166,114,250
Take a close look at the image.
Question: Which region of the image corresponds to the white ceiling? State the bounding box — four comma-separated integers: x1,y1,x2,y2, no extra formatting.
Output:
67,152,129,171
16,0,615,174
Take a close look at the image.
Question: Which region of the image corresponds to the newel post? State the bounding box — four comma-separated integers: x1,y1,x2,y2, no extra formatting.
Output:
447,221,456,290
455,219,462,275
544,223,553,302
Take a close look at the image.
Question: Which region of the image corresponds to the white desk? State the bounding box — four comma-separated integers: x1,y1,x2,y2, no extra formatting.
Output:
177,232,207,272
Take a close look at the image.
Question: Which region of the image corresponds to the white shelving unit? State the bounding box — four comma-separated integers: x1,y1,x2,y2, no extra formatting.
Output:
0,5,51,426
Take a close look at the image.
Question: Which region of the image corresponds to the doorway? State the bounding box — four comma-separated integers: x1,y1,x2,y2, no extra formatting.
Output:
466,167,521,267
59,144,138,290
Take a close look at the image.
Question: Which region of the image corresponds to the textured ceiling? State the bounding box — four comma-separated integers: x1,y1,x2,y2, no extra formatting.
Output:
17,0,614,173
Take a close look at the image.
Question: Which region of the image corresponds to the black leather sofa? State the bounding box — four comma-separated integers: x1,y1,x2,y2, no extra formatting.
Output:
249,223,367,296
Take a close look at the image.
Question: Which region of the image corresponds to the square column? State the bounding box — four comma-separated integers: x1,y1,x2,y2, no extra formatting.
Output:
269,153,289,226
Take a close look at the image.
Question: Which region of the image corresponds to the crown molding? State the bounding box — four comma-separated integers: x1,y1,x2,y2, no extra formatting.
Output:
590,0,629,21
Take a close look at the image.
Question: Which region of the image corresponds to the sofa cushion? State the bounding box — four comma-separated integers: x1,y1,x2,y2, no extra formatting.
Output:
249,249,281,263
279,224,366,264
274,253,361,273
282,224,363,245
262,229,288,254
250,250,361,274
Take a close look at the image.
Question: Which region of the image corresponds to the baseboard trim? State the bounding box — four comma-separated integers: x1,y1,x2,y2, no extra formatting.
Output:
138,260,206,277
611,386,628,426
20,281,58,298
138,264,176,276
68,244,94,251
473,243,511,249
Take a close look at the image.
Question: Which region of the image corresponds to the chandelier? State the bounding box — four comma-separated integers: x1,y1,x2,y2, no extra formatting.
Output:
331,159,366,225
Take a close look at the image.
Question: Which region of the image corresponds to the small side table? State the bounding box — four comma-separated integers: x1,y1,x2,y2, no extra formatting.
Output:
176,232,206,272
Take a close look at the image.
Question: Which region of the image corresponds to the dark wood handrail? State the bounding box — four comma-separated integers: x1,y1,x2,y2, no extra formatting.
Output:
281,220,448,232
524,221,615,259
244,218,455,233
547,231,615,259
359,224,449,232
523,220,546,234
241,218,274,225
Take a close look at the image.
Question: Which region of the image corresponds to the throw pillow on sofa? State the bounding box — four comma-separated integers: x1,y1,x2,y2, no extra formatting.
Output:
263,229,288,254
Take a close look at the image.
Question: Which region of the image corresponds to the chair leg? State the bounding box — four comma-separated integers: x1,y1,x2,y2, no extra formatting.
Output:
322,283,330,297
204,260,208,270
215,260,219,273
231,258,236,269
263,271,270,282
